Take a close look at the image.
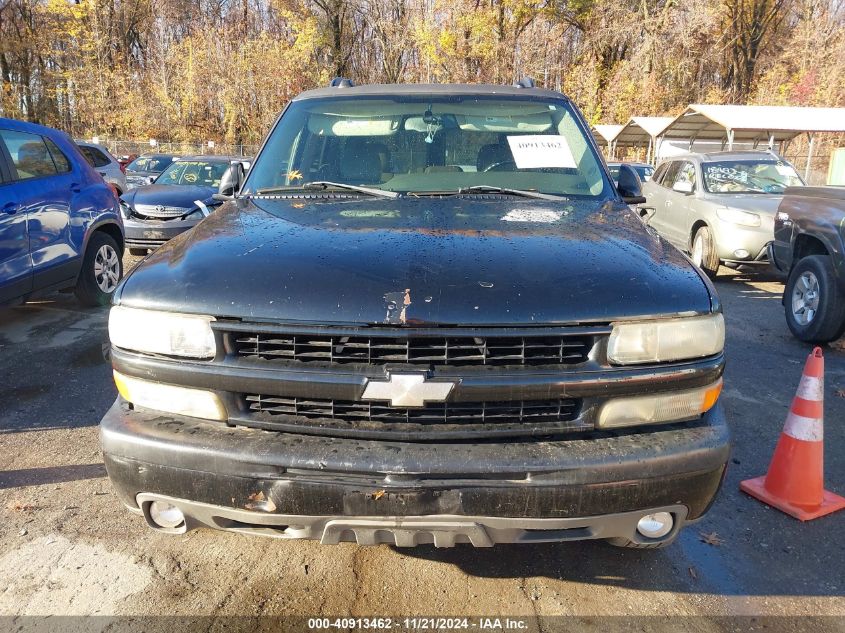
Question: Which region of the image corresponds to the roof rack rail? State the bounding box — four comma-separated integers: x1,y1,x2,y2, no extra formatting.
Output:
513,77,536,89
329,77,355,88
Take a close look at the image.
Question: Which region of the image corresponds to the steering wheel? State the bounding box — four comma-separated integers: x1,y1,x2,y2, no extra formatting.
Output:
482,160,518,172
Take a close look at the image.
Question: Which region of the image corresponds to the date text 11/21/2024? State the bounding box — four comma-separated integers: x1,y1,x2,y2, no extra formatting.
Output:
306,617,530,630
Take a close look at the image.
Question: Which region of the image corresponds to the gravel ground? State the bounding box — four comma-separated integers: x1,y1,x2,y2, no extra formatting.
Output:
1,255,844,630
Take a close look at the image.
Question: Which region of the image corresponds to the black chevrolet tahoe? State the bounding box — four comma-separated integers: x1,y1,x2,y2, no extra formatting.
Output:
101,80,729,549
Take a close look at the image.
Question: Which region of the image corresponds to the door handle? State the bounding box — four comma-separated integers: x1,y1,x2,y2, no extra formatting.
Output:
2,201,18,214
70,182,82,193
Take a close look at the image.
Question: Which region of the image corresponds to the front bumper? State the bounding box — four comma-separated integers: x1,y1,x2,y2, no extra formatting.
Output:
123,216,199,249
711,218,774,263
101,399,730,546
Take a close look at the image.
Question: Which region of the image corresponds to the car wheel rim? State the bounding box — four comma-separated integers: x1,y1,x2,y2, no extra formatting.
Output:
93,244,119,293
692,234,704,267
791,271,820,325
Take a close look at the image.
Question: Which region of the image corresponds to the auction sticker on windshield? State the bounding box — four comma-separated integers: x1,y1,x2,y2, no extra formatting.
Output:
507,135,577,169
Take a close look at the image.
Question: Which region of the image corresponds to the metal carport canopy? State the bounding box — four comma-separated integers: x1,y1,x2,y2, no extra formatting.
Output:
660,104,845,144
613,116,675,147
592,124,624,147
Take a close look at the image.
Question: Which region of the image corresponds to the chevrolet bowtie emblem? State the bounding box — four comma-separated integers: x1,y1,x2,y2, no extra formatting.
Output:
361,373,456,408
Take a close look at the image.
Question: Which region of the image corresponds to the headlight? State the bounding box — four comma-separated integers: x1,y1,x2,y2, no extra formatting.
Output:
109,306,216,358
716,207,760,227
113,371,226,421
119,200,132,219
597,379,722,429
607,313,724,365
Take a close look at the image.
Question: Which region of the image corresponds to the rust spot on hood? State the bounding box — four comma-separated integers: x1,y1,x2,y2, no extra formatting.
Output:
384,289,411,324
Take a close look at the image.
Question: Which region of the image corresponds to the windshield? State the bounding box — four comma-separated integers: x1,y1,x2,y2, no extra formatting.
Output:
156,160,229,186
127,155,174,173
703,160,803,194
244,95,609,198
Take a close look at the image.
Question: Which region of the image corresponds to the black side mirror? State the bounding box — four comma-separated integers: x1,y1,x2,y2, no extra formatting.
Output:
215,161,246,200
616,164,646,205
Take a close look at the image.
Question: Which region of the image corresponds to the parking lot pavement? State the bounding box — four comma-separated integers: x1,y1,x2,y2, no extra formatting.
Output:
1,258,844,625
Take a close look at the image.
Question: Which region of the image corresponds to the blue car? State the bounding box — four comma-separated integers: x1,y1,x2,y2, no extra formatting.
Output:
0,118,124,306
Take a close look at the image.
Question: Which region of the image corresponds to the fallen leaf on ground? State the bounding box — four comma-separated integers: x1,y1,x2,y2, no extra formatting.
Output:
699,531,724,546
6,501,36,512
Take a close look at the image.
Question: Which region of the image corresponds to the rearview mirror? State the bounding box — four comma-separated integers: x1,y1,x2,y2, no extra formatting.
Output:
673,180,694,194
616,164,646,205
215,161,247,200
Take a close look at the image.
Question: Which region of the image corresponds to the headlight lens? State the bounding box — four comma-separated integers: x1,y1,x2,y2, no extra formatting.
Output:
109,306,216,358
119,200,132,219
716,207,760,227
113,371,226,421
598,379,722,429
607,313,724,365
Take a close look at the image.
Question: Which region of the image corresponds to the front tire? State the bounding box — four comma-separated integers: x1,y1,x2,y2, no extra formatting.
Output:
74,232,123,306
691,226,720,279
784,255,845,343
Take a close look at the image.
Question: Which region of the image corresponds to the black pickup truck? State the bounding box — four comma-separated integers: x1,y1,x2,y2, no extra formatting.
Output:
770,186,845,343
101,80,729,549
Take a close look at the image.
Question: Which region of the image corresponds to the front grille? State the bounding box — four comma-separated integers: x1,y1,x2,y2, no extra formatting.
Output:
234,395,587,440
133,204,192,219
231,332,593,367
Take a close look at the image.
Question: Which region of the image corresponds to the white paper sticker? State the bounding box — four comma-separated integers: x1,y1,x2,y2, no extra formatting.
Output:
506,135,577,169
775,164,795,176
501,209,564,223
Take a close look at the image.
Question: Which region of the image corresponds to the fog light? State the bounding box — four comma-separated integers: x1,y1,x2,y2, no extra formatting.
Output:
733,249,750,259
149,501,185,529
636,512,673,539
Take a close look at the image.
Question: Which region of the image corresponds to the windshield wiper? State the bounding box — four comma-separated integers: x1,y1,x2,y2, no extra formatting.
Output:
255,181,398,199
455,185,568,201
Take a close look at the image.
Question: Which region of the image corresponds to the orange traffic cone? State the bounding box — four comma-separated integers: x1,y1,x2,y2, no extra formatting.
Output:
740,347,845,520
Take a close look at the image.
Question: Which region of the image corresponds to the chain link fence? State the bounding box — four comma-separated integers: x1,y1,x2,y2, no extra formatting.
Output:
98,140,259,160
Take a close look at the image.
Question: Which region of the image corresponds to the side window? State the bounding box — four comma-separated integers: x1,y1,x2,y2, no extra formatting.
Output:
44,138,71,173
652,162,669,185
660,162,681,188
674,161,696,190
79,146,111,168
0,129,58,180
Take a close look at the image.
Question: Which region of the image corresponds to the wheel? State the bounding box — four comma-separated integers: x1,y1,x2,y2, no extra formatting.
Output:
605,537,673,549
74,232,123,306
690,226,720,279
129,248,148,257
784,255,845,343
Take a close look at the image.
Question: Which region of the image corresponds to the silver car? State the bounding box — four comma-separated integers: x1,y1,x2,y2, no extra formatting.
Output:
76,141,127,195
640,151,804,277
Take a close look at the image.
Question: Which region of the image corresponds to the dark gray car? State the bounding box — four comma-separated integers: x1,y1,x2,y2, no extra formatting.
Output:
120,155,250,255
640,151,804,277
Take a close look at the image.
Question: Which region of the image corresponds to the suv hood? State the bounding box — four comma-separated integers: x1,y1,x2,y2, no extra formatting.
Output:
703,193,784,215
117,197,713,325
123,184,217,208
